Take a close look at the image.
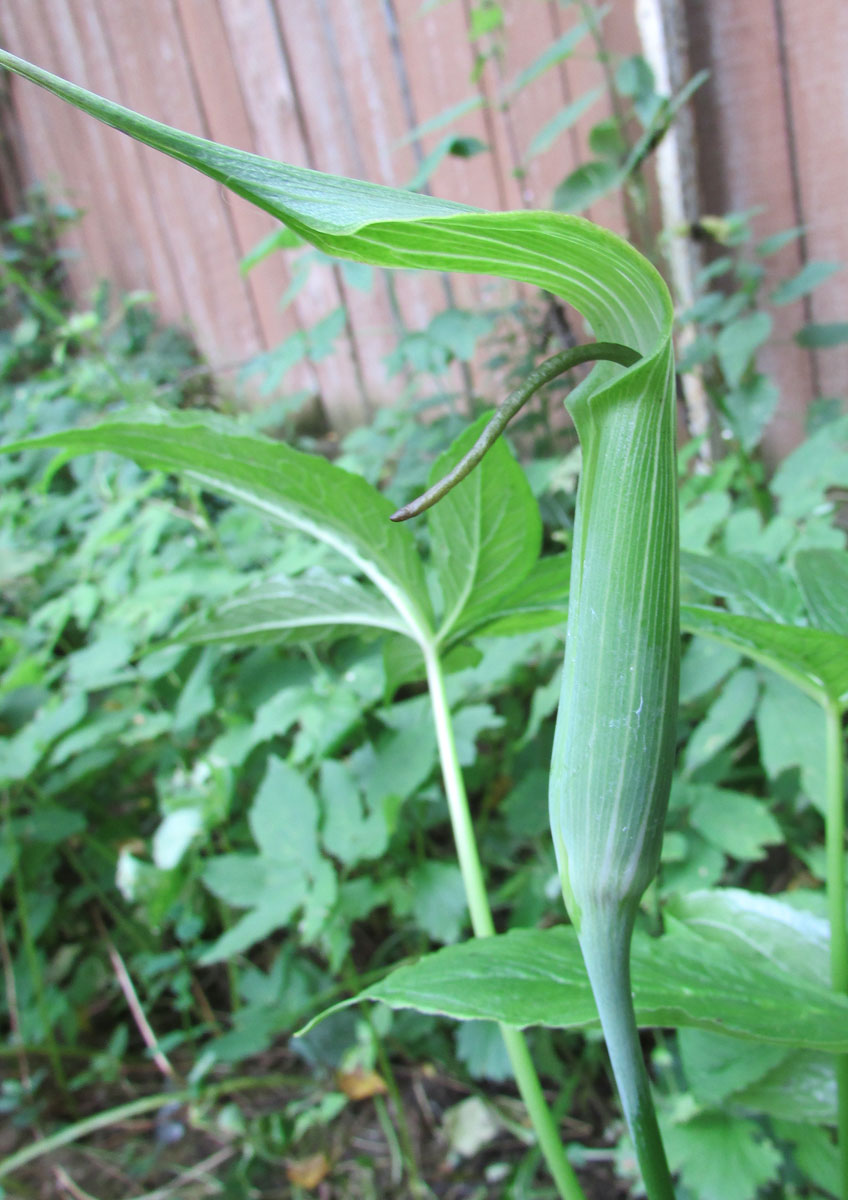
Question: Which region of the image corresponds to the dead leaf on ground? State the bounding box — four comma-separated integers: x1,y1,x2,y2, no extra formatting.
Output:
286,1151,330,1188
336,1067,389,1100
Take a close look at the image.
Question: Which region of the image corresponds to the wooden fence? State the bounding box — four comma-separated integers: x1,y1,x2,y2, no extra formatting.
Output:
1,0,846,455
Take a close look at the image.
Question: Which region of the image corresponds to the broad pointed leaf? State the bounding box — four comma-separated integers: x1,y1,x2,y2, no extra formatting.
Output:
177,570,408,646
3,409,434,640
681,550,802,624
665,888,831,987
453,554,570,640
681,603,848,710
427,414,542,641
794,548,848,637
307,925,848,1052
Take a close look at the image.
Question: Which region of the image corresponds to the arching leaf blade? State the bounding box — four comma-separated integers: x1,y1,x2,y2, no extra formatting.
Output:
0,50,671,360
794,549,848,638
2,409,434,639
681,604,848,711
176,571,409,647
302,926,848,1052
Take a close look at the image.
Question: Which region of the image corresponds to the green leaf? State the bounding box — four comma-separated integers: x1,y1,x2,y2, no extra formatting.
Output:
201,758,334,963
455,1020,513,1082
65,626,136,689
794,321,848,348
679,491,732,553
357,721,438,810
250,757,320,865
406,135,489,192
723,374,779,451
665,887,830,986
382,633,427,697
0,691,86,784
771,260,841,305
680,550,802,623
310,924,848,1050
664,1114,781,1200
683,668,758,773
202,853,298,910
319,759,388,866
178,571,408,646
172,647,216,736
684,784,782,860
12,805,86,845
4,408,433,640
553,160,623,214
408,861,468,945
733,1049,837,1124
615,55,655,100
794,548,848,636
0,52,671,377
755,225,805,257
451,702,504,767
680,603,848,709
786,1124,843,1196
526,88,604,161
202,902,294,964
677,1027,789,1107
756,673,827,813
470,3,503,39
588,117,627,163
659,832,726,896
502,17,595,97
240,224,303,275
679,636,741,704
426,308,495,362
427,413,542,640
454,554,569,640
396,96,485,147
771,413,848,520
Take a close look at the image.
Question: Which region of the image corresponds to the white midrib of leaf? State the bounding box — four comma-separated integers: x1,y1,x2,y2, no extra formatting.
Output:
435,468,486,644
185,469,434,649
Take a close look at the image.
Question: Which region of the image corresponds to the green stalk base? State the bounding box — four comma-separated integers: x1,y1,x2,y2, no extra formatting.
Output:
579,912,675,1200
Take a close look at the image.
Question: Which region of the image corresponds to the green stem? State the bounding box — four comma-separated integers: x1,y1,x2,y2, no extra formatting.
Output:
422,643,587,1200
0,1073,297,1180
824,699,848,1196
579,913,675,1200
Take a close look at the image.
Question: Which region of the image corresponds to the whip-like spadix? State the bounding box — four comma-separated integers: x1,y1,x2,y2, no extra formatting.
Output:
0,47,679,1197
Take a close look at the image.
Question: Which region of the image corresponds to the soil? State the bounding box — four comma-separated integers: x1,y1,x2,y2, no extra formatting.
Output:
1,1048,632,1200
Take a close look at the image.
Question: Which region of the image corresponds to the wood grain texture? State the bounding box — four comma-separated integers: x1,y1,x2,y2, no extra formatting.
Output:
684,0,848,459
2,0,845,447
780,0,848,409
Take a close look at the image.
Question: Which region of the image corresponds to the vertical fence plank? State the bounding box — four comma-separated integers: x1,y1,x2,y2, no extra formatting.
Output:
3,2,105,301
53,1,187,319
780,0,848,407
499,2,585,211
98,0,266,367
272,0,416,419
684,0,816,459
215,0,366,421
172,0,320,403
319,0,462,403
